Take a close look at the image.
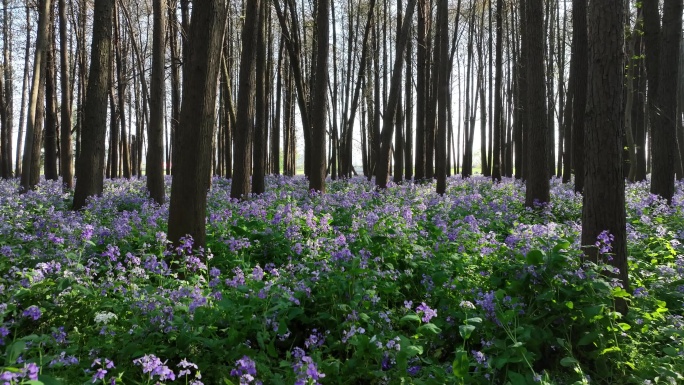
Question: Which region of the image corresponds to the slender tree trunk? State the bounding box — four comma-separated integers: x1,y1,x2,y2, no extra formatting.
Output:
492,0,504,181
2,0,13,178
147,0,167,204
231,0,261,199
524,0,550,207
15,5,31,178
253,1,267,194
59,0,73,187
435,0,449,193
21,0,52,192
651,0,683,203
309,0,330,192
44,17,59,182
375,0,416,189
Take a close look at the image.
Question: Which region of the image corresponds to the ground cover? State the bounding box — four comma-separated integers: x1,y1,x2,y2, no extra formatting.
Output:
0,176,682,384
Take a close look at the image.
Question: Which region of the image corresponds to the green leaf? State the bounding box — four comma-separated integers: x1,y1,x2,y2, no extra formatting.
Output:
400,314,421,324
525,249,544,265
452,349,470,379
417,323,442,335
465,317,483,325
459,324,476,340
565,301,574,309
507,371,528,385
663,346,679,357
224,379,237,385
560,357,579,367
6,340,26,365
617,322,631,331
577,331,600,346
600,346,621,355
37,375,62,385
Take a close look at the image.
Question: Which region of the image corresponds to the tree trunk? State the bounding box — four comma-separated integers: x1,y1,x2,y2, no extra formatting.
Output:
309,0,330,192
230,0,260,199
524,0,550,207
73,0,112,208
375,0,416,189
650,0,683,203
20,0,52,192
58,0,73,188
435,0,449,194
253,1,268,194
2,0,13,178
582,0,628,312
168,0,226,248
146,0,167,204
492,0,504,182
570,0,588,193
44,17,59,182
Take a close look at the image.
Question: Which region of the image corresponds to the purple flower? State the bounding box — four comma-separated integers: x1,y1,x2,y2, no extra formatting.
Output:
231,356,259,384
633,287,648,298
415,302,437,323
22,305,41,321
471,350,487,365
133,354,175,381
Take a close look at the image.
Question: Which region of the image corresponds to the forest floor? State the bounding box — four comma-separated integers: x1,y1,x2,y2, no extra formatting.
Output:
0,176,682,384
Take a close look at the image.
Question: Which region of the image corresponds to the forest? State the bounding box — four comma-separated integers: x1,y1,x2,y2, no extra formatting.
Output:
0,0,682,384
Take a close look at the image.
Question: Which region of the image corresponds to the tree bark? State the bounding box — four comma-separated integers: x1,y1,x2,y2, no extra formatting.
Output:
571,0,587,193
650,0,683,203
147,0,167,204
582,0,628,312
168,0,226,248
524,0,550,207
230,0,260,199
20,0,52,192
59,0,73,188
73,0,112,209
309,0,330,192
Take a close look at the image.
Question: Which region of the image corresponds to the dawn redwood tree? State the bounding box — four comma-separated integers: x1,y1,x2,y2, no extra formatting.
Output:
524,0,550,207
147,0,167,205
491,0,504,182
230,0,260,199
73,0,113,209
650,0,683,204
168,0,226,248
309,0,330,193
582,0,628,311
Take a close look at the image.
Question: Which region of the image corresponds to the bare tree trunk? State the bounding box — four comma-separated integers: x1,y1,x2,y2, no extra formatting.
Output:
147,0,167,204
524,0,550,207
73,0,112,209
435,0,449,193
44,16,59,182
309,0,330,192
492,0,504,181
650,0,683,203
59,0,73,187
2,0,13,178
253,1,267,194
168,0,226,248
375,0,416,189
15,5,31,178
231,0,261,199
21,0,52,192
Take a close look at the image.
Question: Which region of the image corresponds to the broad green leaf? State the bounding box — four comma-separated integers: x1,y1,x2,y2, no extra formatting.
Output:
6,340,25,365
459,324,476,340
400,314,421,324
452,349,470,379
525,249,544,265
560,357,579,367
417,323,442,335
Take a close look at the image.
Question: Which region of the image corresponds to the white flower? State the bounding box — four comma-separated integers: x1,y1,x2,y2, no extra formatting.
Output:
460,301,476,310
94,312,118,325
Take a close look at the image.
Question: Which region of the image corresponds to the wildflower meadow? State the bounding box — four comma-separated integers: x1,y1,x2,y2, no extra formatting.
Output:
0,176,682,384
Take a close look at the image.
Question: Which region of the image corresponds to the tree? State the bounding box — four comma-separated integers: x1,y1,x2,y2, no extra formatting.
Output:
167,0,226,248
59,0,74,188
492,0,504,181
582,0,628,311
147,0,167,204
73,0,113,209
435,0,449,194
524,0,550,207
230,0,260,199
650,0,683,203
309,0,330,193
571,0,587,193
375,0,417,189
20,0,52,192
